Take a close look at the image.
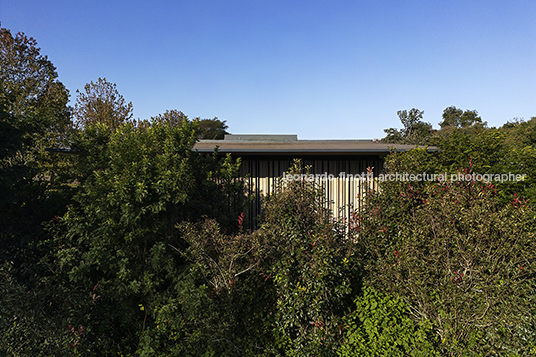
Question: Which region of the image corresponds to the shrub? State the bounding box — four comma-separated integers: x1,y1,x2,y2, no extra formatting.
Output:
138,218,275,357
355,162,536,355
261,161,363,356
338,286,440,357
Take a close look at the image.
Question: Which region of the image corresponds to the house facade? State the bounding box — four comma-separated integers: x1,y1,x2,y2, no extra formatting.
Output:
194,134,426,224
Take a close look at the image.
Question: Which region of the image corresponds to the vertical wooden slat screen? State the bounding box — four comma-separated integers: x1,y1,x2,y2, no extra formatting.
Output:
239,157,382,228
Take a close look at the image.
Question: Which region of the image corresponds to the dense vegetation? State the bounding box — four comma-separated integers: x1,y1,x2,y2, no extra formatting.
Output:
1,26,536,356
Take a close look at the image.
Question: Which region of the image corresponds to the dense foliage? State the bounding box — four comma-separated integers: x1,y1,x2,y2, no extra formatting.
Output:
338,287,440,357
1,27,74,355
260,163,361,356
355,153,536,355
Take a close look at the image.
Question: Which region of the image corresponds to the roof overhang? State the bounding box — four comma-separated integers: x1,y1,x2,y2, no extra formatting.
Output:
193,135,436,157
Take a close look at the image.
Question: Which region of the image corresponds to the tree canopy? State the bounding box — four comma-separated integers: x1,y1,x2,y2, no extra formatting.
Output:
198,117,229,139
150,109,187,126
73,77,133,130
0,26,71,148
439,105,485,129
382,108,432,145
0,25,72,251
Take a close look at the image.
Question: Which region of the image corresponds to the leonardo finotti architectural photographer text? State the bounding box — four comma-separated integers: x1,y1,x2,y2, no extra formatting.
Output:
282,172,526,183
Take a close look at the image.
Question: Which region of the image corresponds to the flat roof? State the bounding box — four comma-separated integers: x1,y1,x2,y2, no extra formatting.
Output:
193,135,435,156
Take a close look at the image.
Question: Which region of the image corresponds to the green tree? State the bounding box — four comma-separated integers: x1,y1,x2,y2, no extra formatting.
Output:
0,26,71,148
198,117,229,139
0,25,72,202
48,119,245,354
496,117,536,202
432,128,507,173
501,117,536,146
138,111,229,139
382,108,432,145
382,107,536,204
439,106,485,129
0,25,72,268
73,77,133,130
0,26,74,356
150,109,187,126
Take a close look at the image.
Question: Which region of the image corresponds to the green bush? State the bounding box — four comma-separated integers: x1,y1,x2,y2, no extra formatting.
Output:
137,218,274,357
356,159,536,356
261,161,363,356
338,286,440,357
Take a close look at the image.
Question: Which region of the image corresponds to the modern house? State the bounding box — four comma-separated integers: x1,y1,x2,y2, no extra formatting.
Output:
194,135,428,224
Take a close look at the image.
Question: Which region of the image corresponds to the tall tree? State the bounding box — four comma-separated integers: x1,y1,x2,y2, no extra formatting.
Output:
439,106,485,129
49,119,245,353
0,25,72,232
73,77,133,130
0,26,74,355
0,26,71,149
382,108,432,145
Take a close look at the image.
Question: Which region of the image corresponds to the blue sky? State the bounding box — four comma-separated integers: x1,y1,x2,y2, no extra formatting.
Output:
1,0,535,139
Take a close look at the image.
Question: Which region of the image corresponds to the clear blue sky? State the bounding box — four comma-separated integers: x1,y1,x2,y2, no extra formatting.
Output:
1,0,535,139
